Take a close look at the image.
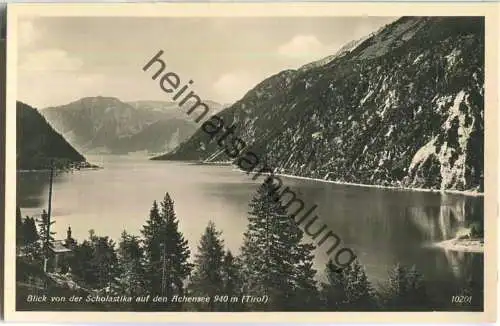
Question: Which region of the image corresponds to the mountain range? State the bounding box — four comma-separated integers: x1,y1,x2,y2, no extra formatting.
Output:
156,17,484,192
41,97,223,155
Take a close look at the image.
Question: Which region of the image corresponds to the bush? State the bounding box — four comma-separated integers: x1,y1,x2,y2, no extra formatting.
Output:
469,221,484,238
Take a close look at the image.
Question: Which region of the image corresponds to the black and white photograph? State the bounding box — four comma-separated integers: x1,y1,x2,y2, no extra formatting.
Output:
4,3,497,321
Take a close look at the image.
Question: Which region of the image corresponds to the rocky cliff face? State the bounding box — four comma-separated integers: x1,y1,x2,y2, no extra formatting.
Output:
158,17,484,192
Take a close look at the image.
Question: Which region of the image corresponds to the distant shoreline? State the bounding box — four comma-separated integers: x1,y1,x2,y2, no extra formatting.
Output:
17,162,102,173
274,172,484,198
194,161,232,166
189,160,483,197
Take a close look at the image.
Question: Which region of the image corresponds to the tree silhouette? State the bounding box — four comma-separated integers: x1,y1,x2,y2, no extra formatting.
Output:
141,193,193,310
221,250,243,311
189,221,225,311
381,264,430,311
320,259,348,310
113,231,146,309
239,181,318,311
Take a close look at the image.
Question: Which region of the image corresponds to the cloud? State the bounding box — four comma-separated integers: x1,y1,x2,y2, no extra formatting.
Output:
277,34,333,60
213,71,261,104
18,71,107,108
19,49,83,72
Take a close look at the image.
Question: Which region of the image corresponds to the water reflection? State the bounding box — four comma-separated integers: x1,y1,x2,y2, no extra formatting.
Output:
408,193,483,242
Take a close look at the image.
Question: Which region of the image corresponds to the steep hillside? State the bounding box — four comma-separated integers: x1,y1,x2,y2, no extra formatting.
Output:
17,101,87,170
154,68,298,161
158,17,484,192
42,97,222,155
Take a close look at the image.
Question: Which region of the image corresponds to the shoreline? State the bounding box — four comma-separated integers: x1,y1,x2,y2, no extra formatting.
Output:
198,161,232,166
274,172,484,197
432,238,484,253
17,163,102,173
229,167,483,197
161,159,484,197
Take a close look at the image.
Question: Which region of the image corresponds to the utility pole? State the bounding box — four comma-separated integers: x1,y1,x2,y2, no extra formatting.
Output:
43,159,54,273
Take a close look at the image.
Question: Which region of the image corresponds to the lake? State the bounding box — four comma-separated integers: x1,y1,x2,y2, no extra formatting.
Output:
17,154,484,310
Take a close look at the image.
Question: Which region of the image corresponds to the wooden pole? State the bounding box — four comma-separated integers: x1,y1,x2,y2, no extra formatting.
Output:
43,160,54,273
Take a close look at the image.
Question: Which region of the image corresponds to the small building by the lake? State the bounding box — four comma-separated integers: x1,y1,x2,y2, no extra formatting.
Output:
48,226,76,273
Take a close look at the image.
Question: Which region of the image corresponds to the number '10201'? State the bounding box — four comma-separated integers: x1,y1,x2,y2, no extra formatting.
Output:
451,295,472,304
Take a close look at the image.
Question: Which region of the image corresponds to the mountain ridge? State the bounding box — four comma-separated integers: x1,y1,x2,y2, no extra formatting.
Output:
156,16,484,192
41,96,223,155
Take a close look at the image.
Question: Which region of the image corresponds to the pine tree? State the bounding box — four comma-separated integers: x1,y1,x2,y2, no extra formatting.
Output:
221,250,242,311
22,216,42,263
292,243,320,310
37,209,55,270
320,259,348,310
70,239,95,286
70,230,119,290
141,200,163,296
141,193,193,310
114,231,146,307
189,221,225,311
88,232,119,291
382,264,430,311
342,259,377,310
321,259,376,311
23,217,39,245
16,209,41,262
239,181,318,311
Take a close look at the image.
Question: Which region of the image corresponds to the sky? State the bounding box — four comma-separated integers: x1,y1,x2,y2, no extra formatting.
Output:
17,16,397,108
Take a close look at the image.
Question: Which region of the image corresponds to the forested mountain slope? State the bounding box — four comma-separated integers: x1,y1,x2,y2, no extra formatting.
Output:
17,101,88,170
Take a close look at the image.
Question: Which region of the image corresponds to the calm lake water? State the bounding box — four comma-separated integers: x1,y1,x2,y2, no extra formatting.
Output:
17,154,484,310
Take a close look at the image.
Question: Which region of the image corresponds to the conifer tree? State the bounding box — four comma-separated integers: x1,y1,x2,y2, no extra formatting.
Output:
22,216,42,263
70,239,95,285
114,231,146,298
382,264,430,311
239,181,318,311
142,193,193,310
16,210,41,261
221,250,242,311
141,200,163,295
321,259,377,311
37,209,55,270
189,221,225,311
292,243,320,310
23,217,39,246
320,259,348,310
90,232,119,291
71,230,119,290
343,259,377,310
